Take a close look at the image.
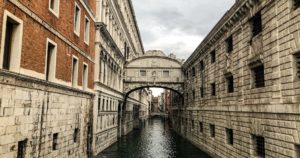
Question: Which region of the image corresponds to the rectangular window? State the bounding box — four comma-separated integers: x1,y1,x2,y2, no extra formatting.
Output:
192,67,196,77
252,65,265,88
84,16,90,44
17,139,27,158
83,64,88,90
163,70,170,77
1,11,23,72
211,83,216,96
192,90,195,100
226,128,234,145
210,50,216,63
294,52,300,79
251,11,262,37
73,128,79,143
210,124,215,138
226,35,233,53
199,122,203,133
45,39,57,81
49,0,60,17
140,70,146,76
200,87,204,98
74,3,81,36
72,57,78,87
253,135,265,158
52,133,58,150
295,144,300,158
200,60,204,71
226,75,234,93
192,120,194,129
98,98,101,114
294,0,300,9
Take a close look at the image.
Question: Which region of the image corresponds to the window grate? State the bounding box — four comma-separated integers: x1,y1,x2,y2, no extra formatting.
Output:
226,128,234,145
53,133,58,150
294,0,300,9
210,124,215,138
210,50,216,63
211,83,216,96
199,122,203,133
73,128,79,143
226,75,234,93
252,11,262,37
253,65,265,88
255,136,265,158
17,139,27,158
140,70,146,76
226,36,233,53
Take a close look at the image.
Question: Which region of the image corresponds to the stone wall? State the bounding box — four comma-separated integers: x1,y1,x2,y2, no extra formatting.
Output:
0,71,93,158
177,0,300,157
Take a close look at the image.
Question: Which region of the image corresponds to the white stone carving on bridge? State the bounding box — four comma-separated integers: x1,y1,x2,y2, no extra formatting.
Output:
124,50,184,95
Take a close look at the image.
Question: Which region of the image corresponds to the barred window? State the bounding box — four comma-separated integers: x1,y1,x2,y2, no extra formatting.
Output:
192,120,194,129
211,83,216,96
73,128,79,143
226,75,234,93
192,67,196,77
200,87,204,98
295,144,300,158
163,70,170,77
226,35,233,53
226,128,234,145
140,70,146,76
251,11,262,37
199,122,203,133
254,136,265,158
294,52,300,79
200,60,205,71
17,139,27,158
53,133,58,150
210,50,216,63
252,65,265,88
210,124,215,138
294,0,300,9
192,90,195,100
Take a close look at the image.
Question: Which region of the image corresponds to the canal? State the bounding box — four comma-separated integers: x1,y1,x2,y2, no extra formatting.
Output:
97,117,211,158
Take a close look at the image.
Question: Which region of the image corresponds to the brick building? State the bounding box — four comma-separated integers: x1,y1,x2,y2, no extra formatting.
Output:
174,0,300,157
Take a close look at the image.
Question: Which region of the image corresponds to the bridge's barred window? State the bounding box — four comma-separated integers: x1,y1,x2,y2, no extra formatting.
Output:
226,35,233,53
49,0,59,16
52,133,58,150
251,11,262,37
17,139,27,158
200,87,204,98
73,128,79,143
295,144,300,158
252,65,265,88
294,0,300,9
192,67,196,77
140,70,146,76
210,124,215,138
253,135,265,158
226,128,234,145
199,122,203,133
211,83,216,96
163,70,170,77
210,50,216,64
226,74,234,93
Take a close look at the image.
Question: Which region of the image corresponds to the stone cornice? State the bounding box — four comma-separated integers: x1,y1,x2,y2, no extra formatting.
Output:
183,0,264,69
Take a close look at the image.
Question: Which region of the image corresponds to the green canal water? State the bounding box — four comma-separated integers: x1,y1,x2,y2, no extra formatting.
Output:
97,117,212,158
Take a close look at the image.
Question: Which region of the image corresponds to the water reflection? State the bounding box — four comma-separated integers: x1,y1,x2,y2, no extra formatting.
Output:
97,117,211,158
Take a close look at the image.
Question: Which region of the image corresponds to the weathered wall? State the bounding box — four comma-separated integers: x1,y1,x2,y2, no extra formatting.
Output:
175,0,300,157
0,71,93,158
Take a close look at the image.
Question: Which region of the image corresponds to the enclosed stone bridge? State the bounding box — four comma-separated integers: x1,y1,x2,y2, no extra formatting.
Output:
124,50,184,97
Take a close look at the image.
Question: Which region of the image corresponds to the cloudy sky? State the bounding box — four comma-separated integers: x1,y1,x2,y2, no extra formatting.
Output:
132,0,235,96
132,0,235,60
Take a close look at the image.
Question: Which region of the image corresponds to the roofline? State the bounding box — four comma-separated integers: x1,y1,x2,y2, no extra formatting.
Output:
128,0,145,54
